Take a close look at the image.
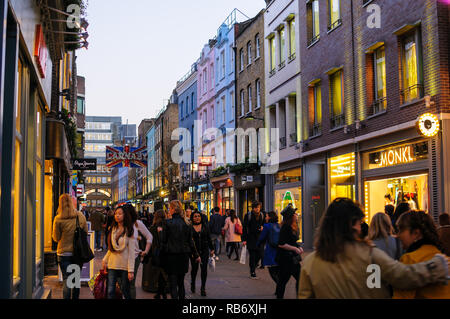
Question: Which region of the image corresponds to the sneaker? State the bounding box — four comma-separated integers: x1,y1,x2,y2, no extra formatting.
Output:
250,273,258,279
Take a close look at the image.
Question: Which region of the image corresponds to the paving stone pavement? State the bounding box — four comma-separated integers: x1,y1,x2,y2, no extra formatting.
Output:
45,248,310,299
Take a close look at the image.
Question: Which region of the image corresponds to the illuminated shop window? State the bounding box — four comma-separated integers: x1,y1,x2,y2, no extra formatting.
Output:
329,153,356,202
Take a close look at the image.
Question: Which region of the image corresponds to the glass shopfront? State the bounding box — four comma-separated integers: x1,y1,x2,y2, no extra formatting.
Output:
274,167,302,242
216,187,234,216
362,141,430,223
329,153,356,201
364,173,429,223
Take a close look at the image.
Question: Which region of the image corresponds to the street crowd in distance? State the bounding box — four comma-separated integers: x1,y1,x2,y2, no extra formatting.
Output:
52,195,450,299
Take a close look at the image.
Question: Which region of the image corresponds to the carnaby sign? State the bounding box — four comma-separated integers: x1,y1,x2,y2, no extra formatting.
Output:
72,159,97,170
106,145,148,168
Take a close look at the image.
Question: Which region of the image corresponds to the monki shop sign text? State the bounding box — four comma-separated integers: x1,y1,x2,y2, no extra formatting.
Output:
378,146,415,168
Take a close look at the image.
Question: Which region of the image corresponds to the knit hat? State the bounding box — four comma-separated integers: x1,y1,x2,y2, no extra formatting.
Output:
281,204,297,219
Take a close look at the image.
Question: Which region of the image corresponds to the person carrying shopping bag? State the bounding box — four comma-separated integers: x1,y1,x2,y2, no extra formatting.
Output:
222,209,242,260
52,194,89,300
102,205,135,299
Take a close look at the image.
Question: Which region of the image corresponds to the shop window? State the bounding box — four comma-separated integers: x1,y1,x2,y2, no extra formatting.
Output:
36,162,42,261
329,153,356,202
364,173,429,224
13,140,22,280
274,188,302,242
329,70,344,129
275,167,302,184
44,160,54,252
400,29,423,103
307,0,320,45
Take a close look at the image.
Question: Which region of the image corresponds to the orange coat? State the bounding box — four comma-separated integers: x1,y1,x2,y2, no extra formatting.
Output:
393,245,450,299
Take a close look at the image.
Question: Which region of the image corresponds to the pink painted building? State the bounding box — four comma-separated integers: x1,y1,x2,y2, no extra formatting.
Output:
197,41,217,170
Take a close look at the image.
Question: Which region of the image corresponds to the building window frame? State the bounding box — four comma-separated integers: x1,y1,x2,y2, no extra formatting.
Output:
328,0,342,32
247,41,252,66
400,28,424,104
329,69,345,129
255,34,261,59
256,79,261,109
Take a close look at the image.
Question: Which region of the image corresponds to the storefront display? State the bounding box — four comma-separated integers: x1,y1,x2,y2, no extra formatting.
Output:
364,173,429,222
274,167,303,242
362,140,430,223
329,153,356,201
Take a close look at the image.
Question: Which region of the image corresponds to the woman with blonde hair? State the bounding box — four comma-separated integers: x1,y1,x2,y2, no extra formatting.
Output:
52,194,88,299
369,212,402,260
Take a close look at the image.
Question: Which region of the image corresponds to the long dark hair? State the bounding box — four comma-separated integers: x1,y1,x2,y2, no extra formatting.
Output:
267,211,279,224
152,209,165,226
282,213,298,234
107,205,135,252
229,209,237,223
315,198,365,263
397,210,442,251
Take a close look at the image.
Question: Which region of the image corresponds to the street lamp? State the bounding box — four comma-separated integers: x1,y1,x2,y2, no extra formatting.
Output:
244,114,264,121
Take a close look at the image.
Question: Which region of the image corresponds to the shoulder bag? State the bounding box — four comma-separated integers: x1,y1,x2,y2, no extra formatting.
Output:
73,214,94,265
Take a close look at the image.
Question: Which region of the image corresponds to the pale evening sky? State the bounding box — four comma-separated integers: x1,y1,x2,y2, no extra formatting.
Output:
77,0,266,128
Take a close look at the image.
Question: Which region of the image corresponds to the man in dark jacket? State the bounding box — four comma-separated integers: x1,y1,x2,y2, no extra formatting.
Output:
160,205,198,300
89,209,105,251
209,207,224,259
242,201,265,279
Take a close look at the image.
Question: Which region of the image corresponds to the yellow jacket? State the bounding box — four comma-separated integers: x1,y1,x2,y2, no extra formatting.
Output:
394,245,450,299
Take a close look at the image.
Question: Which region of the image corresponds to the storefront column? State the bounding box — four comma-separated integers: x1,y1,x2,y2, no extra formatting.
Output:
0,0,17,299
440,118,450,218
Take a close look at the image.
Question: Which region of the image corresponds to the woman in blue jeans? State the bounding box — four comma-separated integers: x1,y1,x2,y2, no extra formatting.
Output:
52,194,88,299
103,205,135,299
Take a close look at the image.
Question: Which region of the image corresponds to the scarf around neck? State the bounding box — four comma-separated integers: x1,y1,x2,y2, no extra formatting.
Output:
111,226,128,253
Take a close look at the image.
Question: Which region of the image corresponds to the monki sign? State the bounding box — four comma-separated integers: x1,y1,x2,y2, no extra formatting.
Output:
371,146,416,168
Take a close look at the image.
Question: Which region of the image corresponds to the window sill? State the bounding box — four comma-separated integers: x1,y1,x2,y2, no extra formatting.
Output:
247,62,252,68
308,133,322,140
327,21,342,34
239,69,244,74
400,97,424,109
307,37,320,49
278,62,286,71
362,0,374,8
254,56,261,62
269,70,276,78
330,125,344,133
366,109,387,120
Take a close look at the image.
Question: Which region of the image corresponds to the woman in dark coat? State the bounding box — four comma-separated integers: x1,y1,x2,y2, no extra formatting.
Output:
189,211,215,296
275,205,303,299
160,203,198,300
149,210,168,299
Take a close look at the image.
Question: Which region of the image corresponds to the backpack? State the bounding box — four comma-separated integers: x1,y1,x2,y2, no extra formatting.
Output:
268,223,280,248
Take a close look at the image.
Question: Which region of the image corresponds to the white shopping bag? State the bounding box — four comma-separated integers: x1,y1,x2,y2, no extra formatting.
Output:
239,247,247,265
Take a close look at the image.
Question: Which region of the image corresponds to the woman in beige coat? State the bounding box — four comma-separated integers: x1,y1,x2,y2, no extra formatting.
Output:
298,198,450,299
222,209,242,260
52,194,88,300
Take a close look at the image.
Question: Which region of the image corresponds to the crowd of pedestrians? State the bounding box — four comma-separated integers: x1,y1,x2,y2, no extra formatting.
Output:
52,193,450,300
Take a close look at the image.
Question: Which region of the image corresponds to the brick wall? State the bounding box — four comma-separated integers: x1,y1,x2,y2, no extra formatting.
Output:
299,0,450,154
236,11,265,159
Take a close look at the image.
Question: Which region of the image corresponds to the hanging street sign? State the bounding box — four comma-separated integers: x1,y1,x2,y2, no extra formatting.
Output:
416,113,440,137
106,145,148,168
72,158,97,170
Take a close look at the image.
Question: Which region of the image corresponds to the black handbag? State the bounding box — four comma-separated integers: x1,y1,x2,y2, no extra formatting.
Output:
73,215,94,265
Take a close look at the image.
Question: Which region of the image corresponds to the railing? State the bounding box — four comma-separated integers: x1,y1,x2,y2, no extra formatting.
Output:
401,84,423,104
368,97,387,116
269,69,276,77
308,34,320,46
328,18,342,31
290,132,297,145
330,114,345,129
280,137,286,149
278,61,286,70
310,123,322,137
288,52,296,61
